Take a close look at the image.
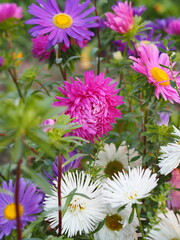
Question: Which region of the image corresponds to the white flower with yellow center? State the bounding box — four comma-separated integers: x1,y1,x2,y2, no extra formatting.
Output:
102,167,158,208
158,126,180,175
96,142,141,179
44,171,105,237
94,205,138,240
148,209,180,240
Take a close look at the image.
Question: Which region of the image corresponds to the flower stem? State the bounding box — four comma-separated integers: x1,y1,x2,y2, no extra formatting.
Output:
15,159,22,240
57,44,67,81
8,69,24,101
88,233,95,240
93,0,101,75
57,155,62,236
135,204,144,240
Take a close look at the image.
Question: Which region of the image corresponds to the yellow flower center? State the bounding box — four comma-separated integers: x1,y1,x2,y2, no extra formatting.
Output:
53,13,73,29
4,203,24,220
128,193,137,200
105,214,123,231
68,197,86,214
150,67,170,86
171,238,180,240
104,160,124,179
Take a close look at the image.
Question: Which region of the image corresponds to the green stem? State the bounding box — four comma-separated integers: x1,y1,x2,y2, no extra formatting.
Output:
8,69,24,101
88,233,95,240
57,44,67,81
135,204,144,240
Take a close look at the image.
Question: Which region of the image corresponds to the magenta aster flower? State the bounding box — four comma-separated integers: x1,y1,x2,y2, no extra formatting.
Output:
41,118,56,132
167,168,180,210
0,56,4,67
0,3,22,23
165,19,180,35
53,70,124,142
0,178,43,239
26,0,99,48
130,43,180,104
32,35,55,61
104,1,134,34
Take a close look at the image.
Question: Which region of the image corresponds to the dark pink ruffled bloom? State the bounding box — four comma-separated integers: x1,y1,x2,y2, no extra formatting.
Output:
167,169,180,210
32,35,55,61
165,19,180,35
130,43,180,104
0,56,4,67
105,1,134,34
53,70,124,142
0,3,22,22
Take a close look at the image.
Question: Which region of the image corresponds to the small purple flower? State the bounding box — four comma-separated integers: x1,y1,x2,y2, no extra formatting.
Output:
156,112,170,126
147,17,174,31
132,5,146,16
0,56,4,67
45,149,82,182
0,178,43,239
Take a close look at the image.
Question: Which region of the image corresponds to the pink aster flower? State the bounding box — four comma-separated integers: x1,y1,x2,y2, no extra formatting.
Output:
130,43,180,104
32,35,55,61
26,0,99,48
165,19,180,35
104,1,134,34
167,168,180,210
41,118,56,132
0,56,4,67
53,70,124,142
0,3,22,23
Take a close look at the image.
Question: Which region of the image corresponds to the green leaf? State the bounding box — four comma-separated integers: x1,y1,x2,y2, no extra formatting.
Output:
128,206,135,224
62,188,77,216
62,153,87,168
21,165,52,195
117,204,127,212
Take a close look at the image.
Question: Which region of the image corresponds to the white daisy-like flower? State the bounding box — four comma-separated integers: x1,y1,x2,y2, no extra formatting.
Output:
148,209,180,240
96,142,142,178
158,125,180,175
94,205,138,240
44,171,105,237
102,167,158,208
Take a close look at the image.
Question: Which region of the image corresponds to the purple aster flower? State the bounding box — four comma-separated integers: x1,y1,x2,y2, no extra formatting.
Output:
26,0,99,48
165,19,180,35
0,178,43,239
32,35,55,61
0,56,4,67
147,17,174,31
132,5,146,16
45,149,82,182
156,112,170,126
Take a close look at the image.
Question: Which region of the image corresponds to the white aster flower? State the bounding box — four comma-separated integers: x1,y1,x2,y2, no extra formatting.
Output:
158,125,180,175
102,167,158,208
44,171,105,237
148,209,180,240
94,205,138,240
96,142,142,178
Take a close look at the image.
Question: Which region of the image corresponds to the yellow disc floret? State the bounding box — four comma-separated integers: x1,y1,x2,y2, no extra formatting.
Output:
53,13,73,29
4,203,24,220
150,67,170,86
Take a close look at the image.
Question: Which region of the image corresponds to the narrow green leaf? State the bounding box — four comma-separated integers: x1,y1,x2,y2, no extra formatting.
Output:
62,188,77,216
0,188,14,196
62,153,87,168
21,165,52,195
128,206,135,224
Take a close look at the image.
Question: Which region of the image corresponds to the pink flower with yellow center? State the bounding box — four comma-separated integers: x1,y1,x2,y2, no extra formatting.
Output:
53,70,124,142
104,1,134,34
130,43,180,104
0,3,22,23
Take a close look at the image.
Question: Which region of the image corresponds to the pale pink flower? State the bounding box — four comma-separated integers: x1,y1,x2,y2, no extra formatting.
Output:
165,19,180,35
32,35,55,61
130,43,180,104
0,3,22,22
105,1,134,34
41,118,56,132
53,70,124,142
167,168,180,210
